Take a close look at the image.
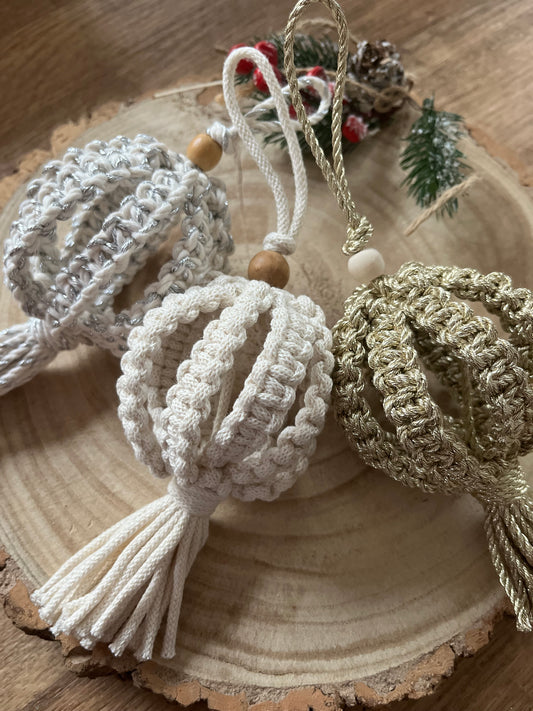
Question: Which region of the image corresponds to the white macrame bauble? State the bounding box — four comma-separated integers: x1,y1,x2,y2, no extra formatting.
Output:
33,274,333,660
1,134,233,395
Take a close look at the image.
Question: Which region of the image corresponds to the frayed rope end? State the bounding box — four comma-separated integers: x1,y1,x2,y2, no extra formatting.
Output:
32,493,210,660
484,498,533,632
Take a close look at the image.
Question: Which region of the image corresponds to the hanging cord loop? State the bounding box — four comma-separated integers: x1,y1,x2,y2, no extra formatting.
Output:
221,46,308,255
283,0,374,254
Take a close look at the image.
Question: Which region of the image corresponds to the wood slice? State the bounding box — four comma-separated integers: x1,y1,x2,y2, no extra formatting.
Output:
0,93,532,709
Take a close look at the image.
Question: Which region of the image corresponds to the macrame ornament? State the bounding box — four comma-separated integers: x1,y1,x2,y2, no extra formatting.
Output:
32,46,333,660
0,134,232,396
284,0,533,631
333,264,533,630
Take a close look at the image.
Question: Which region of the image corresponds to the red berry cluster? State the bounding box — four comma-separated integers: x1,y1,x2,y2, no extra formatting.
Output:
229,40,284,92
228,40,369,145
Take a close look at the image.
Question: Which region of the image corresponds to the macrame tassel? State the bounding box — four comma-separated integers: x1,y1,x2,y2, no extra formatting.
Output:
32,484,218,660
485,496,533,631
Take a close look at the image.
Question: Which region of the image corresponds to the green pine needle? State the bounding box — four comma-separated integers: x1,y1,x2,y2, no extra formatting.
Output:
401,97,470,218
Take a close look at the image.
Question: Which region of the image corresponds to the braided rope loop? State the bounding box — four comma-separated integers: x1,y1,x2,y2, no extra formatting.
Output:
1,134,233,396
284,0,374,252
332,262,533,630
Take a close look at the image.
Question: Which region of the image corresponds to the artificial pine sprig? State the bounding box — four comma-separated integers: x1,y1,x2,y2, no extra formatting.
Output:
401,97,470,217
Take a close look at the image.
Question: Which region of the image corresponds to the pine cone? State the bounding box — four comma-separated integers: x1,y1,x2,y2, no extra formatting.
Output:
351,40,405,90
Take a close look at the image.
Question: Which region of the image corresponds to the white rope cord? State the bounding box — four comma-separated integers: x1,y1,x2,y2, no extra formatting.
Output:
1,134,233,395
221,46,308,255
32,45,334,662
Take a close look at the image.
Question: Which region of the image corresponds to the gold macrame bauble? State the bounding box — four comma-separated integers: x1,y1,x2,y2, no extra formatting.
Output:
333,261,533,631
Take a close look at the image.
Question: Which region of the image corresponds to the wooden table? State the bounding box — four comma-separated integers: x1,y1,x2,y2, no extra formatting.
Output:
1,1,532,709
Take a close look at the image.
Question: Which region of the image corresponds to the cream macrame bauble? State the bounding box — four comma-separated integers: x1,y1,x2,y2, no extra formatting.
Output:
0,134,232,396
31,46,334,661
332,262,533,631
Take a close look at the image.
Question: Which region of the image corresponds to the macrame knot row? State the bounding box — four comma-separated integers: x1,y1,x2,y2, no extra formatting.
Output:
1,134,233,396
120,274,333,501
332,261,533,631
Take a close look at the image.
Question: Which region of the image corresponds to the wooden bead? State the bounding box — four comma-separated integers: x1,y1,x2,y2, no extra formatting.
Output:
186,133,223,172
248,250,290,289
347,248,385,285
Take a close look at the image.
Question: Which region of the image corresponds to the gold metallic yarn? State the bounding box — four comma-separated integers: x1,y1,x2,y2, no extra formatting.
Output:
284,0,374,252
332,262,533,630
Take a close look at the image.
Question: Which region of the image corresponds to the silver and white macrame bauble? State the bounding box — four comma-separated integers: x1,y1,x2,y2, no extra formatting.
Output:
1,134,233,395
32,47,334,661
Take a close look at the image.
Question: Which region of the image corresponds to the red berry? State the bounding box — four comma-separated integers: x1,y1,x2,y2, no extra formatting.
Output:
229,43,254,75
342,114,369,143
253,66,285,93
254,40,278,66
307,65,328,82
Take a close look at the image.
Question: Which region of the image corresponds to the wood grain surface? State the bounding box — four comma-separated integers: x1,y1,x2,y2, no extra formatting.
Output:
0,0,532,710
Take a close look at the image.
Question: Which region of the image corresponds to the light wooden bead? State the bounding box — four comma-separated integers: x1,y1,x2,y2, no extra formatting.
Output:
347,248,385,285
186,133,223,172
248,250,290,289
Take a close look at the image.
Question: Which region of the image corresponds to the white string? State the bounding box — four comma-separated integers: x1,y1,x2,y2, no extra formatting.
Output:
221,47,308,256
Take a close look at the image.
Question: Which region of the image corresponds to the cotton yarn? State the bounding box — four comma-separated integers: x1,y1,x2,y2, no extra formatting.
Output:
0,134,232,396
32,46,333,660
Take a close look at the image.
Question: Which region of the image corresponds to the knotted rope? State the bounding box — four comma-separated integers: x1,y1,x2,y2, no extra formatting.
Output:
284,0,533,634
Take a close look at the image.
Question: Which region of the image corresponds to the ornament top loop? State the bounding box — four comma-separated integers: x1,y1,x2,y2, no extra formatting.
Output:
222,46,307,256
284,0,374,253
244,74,332,132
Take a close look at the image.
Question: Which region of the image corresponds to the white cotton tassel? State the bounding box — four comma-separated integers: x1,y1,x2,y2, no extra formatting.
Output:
32,481,221,660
